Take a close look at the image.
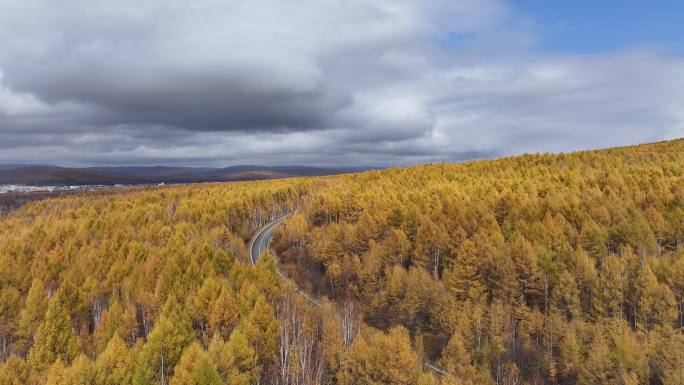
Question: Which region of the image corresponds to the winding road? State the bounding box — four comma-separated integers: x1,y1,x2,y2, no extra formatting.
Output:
248,213,446,376
249,213,320,305
249,213,291,265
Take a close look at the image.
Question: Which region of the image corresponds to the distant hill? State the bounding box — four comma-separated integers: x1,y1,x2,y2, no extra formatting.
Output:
0,164,362,186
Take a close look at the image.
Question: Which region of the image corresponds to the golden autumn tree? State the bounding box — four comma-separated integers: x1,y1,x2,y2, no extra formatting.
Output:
243,295,279,366
170,342,222,385
28,295,81,371
133,297,195,385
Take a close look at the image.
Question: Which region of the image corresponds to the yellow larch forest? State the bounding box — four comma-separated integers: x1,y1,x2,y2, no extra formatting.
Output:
1,139,684,385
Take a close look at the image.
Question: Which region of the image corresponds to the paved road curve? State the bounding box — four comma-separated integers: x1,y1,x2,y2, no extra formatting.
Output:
248,212,321,306
249,213,291,265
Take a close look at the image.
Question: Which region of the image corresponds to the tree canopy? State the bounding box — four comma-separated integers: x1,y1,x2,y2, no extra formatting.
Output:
1,139,684,384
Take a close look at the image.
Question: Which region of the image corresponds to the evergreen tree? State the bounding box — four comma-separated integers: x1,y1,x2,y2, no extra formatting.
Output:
243,296,279,365
93,297,125,354
28,295,81,370
61,354,96,385
255,251,281,299
133,297,195,385
443,239,485,304
15,278,49,354
581,333,614,384
213,328,257,385
671,255,684,328
190,277,222,341
209,285,239,340
343,326,419,385
382,326,419,385
440,332,475,379
0,287,21,360
0,355,32,385
552,270,580,319
95,333,133,385
637,265,677,329
558,323,581,382
170,342,222,385
45,360,66,385
596,253,626,318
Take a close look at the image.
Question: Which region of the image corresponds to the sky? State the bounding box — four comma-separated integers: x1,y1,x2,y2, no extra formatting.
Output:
0,0,683,167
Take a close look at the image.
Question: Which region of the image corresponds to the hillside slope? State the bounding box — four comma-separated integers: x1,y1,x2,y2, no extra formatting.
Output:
272,139,684,384
0,164,354,185
0,139,683,385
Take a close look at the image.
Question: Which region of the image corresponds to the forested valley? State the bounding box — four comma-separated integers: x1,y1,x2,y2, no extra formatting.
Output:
1,139,684,385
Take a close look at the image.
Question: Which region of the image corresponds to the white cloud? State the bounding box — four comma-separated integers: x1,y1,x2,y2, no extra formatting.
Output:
0,0,682,166
0,70,51,116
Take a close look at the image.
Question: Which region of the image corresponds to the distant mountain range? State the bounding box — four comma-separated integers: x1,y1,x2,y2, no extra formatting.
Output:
0,164,369,186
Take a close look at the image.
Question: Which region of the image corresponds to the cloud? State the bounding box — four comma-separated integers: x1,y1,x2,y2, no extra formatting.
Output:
0,0,682,166
426,51,684,155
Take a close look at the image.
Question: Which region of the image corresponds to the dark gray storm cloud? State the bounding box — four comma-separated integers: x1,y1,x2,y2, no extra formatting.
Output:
0,0,683,166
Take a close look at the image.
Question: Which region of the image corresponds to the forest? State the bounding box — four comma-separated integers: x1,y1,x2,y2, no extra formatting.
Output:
1,139,684,385
0,191,74,217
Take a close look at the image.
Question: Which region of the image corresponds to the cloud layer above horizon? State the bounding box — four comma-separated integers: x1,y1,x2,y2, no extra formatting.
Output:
1,0,683,166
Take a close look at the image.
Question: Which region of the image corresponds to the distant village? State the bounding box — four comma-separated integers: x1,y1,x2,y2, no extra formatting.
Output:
0,182,165,194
